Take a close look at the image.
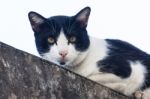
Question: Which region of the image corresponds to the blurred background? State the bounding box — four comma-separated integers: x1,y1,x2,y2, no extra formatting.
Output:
0,0,150,56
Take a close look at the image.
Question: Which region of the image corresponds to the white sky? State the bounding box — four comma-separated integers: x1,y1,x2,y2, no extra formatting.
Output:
0,0,150,56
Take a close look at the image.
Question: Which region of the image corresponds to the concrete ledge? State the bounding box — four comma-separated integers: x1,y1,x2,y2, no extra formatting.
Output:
0,42,132,99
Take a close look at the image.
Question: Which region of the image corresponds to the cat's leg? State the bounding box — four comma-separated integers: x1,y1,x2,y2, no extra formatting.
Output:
88,73,122,83
136,88,150,99
104,83,126,92
88,73,141,97
105,82,146,98
133,90,144,99
104,83,145,99
105,83,148,99
88,73,130,94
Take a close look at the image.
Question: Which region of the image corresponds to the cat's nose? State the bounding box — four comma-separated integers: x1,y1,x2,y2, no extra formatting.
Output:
59,50,68,58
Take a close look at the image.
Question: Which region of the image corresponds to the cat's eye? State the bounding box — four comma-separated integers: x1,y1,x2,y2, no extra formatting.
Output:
48,37,55,44
69,36,76,43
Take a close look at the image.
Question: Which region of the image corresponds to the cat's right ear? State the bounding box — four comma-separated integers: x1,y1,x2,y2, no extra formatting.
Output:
28,11,46,31
75,7,91,28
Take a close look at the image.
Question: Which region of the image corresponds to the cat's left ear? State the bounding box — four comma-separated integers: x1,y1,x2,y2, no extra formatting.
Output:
75,7,91,28
28,11,46,31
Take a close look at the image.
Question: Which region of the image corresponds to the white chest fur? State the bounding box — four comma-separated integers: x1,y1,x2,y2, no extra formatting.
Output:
73,37,108,77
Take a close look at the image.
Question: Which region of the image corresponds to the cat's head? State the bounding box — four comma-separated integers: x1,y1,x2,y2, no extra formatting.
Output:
28,7,91,68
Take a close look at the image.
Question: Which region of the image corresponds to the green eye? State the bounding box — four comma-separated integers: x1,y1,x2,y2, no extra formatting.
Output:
69,36,76,43
48,37,55,44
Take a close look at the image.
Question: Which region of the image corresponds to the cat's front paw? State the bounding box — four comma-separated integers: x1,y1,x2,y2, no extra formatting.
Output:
133,91,144,99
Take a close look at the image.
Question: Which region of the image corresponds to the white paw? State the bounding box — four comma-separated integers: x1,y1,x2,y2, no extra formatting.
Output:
134,91,144,99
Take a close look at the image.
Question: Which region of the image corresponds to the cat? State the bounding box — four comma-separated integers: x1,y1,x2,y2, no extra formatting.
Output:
28,7,150,99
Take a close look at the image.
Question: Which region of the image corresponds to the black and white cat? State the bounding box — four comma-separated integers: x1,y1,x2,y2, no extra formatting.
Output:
28,7,150,99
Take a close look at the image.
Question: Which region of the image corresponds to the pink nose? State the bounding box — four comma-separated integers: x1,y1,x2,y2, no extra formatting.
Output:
59,50,68,58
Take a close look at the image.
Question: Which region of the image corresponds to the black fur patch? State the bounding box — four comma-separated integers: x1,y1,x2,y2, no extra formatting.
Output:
98,39,150,79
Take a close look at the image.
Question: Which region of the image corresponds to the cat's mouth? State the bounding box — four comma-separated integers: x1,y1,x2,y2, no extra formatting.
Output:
59,61,66,65
58,58,67,65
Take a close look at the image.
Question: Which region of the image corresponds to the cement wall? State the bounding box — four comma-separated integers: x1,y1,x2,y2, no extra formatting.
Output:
0,42,132,99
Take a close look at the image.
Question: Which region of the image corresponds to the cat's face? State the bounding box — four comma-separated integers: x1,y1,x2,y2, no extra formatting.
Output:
28,7,91,67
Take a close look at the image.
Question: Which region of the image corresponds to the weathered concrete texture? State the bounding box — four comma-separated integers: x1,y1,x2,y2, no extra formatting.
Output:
0,42,132,99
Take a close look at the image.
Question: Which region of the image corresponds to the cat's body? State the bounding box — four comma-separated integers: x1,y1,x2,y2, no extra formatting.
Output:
28,7,150,98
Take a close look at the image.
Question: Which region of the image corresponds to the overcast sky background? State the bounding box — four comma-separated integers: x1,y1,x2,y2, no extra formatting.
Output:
0,0,150,56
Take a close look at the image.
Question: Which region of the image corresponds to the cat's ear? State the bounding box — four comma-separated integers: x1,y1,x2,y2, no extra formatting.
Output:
28,11,46,31
75,7,91,28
